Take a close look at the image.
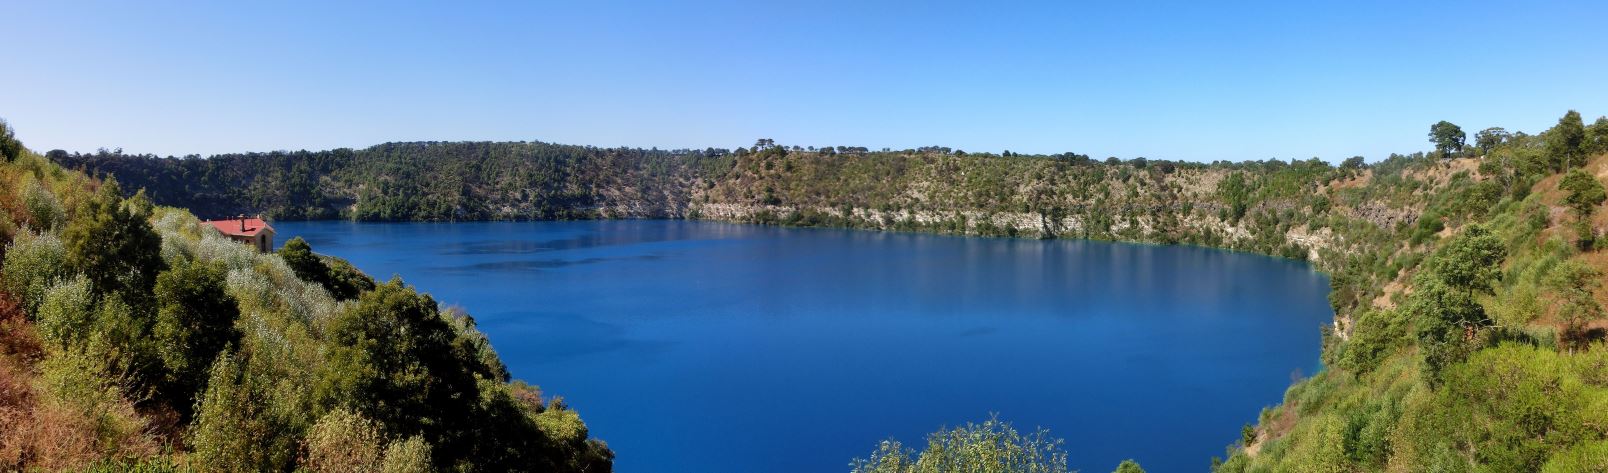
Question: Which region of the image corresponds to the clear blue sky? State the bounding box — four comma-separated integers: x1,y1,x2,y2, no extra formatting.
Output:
4,1,1606,162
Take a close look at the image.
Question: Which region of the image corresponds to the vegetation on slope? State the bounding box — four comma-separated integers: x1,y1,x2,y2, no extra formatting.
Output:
1215,112,1608,472
848,415,1147,473
0,120,611,471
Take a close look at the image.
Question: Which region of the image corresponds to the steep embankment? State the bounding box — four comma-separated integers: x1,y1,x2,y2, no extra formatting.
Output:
41,110,1608,471
0,124,611,471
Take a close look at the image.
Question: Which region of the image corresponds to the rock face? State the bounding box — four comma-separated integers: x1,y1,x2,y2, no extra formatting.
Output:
1345,202,1419,230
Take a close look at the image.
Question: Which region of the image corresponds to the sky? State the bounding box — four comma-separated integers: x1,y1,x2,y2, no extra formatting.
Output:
3,0,1606,163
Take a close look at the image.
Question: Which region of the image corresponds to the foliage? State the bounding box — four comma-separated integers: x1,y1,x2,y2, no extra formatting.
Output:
0,119,20,163
1475,127,1510,153
850,416,1070,473
279,236,372,300
1548,110,1587,171
1,230,69,313
189,350,299,472
302,408,435,473
1334,310,1410,374
61,179,165,305
1430,344,1608,471
34,275,95,350
152,258,240,416
1429,121,1465,158
19,177,65,231
1559,169,1605,248
1545,260,1604,350
317,279,487,464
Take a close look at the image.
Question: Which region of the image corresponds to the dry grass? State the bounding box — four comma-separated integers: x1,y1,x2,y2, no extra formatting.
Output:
0,290,162,470
0,345,105,471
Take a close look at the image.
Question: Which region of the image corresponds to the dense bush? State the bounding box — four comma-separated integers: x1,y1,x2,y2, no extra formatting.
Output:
0,230,69,312
279,236,372,300
152,258,240,415
850,417,1071,473
62,179,165,305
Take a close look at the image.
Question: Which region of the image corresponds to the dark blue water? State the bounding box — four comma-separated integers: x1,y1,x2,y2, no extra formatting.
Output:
275,220,1331,473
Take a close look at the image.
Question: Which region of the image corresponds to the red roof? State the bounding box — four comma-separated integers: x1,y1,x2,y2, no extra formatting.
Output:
203,217,274,237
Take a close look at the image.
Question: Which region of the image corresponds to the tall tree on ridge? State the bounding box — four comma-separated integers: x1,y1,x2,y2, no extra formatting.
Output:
1547,110,1587,172
1429,121,1466,159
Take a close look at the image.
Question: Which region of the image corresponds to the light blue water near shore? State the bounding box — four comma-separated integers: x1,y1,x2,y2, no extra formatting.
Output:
275,220,1332,473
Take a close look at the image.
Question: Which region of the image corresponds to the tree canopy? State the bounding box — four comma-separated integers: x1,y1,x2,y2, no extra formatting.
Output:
1429,121,1466,158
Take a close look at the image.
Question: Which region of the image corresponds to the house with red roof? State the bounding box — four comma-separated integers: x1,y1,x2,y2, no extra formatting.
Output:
202,216,276,253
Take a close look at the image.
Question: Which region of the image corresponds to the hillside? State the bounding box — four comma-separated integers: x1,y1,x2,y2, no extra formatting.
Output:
0,123,612,470
27,109,1608,471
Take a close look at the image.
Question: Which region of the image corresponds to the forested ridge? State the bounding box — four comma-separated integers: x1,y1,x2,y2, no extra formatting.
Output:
0,121,611,471
21,109,1608,471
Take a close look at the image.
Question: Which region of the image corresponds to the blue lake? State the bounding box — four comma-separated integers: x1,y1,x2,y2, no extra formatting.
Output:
275,220,1332,473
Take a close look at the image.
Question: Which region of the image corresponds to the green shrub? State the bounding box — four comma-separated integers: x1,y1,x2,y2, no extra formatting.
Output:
1338,309,1411,374
1,230,70,313
1542,440,1608,473
380,436,434,473
35,274,95,350
850,416,1069,473
1112,459,1145,473
317,278,490,468
278,236,373,300
1434,344,1608,471
20,177,65,231
153,259,240,414
0,210,14,246
189,350,299,472
35,348,149,456
303,409,386,473
62,179,165,305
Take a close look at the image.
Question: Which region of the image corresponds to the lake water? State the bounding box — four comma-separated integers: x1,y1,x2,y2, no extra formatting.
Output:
275,220,1332,472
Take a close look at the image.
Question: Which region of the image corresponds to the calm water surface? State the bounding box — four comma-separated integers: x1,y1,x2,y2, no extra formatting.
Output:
275,220,1331,473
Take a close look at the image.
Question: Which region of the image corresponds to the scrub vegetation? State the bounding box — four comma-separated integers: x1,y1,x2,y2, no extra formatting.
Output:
16,108,1608,471
0,119,610,471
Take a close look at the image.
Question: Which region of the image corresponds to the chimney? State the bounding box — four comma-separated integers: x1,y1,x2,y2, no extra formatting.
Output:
239,215,246,232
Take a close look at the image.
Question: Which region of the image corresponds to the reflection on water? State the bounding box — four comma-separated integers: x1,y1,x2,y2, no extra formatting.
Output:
276,220,1332,473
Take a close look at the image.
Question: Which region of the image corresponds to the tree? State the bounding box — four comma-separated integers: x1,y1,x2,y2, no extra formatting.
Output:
317,278,491,467
0,118,21,163
1429,121,1466,158
61,178,165,305
1547,110,1587,172
1545,260,1604,350
279,237,322,282
1475,127,1510,153
1478,149,1521,196
1113,459,1146,473
1409,225,1506,382
153,258,240,415
1589,116,1608,154
1559,170,1606,249
280,237,373,300
1424,225,1506,297
1219,173,1252,223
